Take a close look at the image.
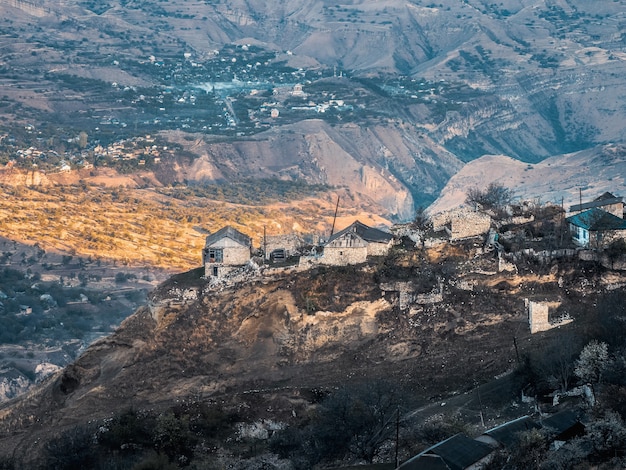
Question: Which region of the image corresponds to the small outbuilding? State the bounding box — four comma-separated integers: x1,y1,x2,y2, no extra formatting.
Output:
203,226,252,278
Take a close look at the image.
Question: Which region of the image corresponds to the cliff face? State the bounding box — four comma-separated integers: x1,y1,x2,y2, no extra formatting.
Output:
163,120,462,217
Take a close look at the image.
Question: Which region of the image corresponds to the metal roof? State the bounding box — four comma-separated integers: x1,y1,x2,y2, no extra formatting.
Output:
400,434,493,470
483,415,541,448
326,220,393,245
541,409,584,436
205,226,252,247
569,192,623,213
565,208,626,231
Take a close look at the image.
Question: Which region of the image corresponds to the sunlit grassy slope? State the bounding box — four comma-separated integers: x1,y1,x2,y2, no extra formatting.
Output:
0,182,388,271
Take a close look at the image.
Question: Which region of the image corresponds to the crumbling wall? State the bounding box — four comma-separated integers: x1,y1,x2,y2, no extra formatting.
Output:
431,208,491,240
526,299,571,334
263,234,304,259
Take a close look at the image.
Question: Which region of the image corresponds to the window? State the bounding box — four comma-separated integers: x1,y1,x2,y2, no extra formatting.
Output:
207,248,223,263
213,266,219,276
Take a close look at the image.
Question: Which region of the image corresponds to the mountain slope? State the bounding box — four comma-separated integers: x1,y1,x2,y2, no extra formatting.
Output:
0,240,623,466
429,143,626,213
1,0,626,220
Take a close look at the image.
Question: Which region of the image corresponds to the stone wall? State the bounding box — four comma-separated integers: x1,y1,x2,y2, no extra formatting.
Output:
263,234,304,259
320,246,368,265
367,241,393,257
431,208,491,240
380,279,443,310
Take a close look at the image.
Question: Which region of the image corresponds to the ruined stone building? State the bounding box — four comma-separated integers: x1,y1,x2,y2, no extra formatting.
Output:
203,226,252,278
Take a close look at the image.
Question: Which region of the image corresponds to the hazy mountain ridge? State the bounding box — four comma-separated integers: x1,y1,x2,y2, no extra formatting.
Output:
1,0,626,214
430,143,626,213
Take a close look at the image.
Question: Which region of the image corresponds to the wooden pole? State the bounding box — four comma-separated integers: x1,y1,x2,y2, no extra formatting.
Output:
330,195,340,237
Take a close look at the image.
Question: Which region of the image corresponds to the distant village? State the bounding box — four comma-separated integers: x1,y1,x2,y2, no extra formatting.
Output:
1,134,171,173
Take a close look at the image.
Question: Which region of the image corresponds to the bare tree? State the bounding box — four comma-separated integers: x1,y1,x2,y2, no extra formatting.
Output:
466,182,513,213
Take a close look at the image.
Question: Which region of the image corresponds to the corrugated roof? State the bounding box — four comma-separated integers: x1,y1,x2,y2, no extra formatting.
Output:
327,220,393,245
565,208,626,231
569,192,623,213
483,416,541,448
205,226,252,247
398,453,451,470
541,409,584,436
400,434,493,470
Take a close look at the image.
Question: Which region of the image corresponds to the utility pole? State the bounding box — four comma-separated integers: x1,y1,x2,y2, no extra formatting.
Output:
579,188,582,209
477,385,485,428
263,225,267,265
330,196,340,237
395,407,400,468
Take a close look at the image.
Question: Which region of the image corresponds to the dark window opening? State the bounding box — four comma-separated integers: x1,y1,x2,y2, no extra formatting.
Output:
208,248,223,263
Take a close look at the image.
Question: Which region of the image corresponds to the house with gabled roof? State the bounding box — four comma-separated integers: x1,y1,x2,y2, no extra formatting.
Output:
203,226,252,278
397,433,493,470
566,207,626,248
320,220,394,266
569,192,624,218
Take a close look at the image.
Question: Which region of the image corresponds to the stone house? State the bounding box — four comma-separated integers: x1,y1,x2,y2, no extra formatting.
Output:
203,226,252,278
320,220,393,266
569,192,624,218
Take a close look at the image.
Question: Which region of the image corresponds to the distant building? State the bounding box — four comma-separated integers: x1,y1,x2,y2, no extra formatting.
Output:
566,207,626,248
291,83,306,97
203,226,252,278
320,220,393,266
569,192,624,218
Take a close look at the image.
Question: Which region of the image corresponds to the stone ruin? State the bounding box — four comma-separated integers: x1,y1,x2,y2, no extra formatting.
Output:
526,299,573,334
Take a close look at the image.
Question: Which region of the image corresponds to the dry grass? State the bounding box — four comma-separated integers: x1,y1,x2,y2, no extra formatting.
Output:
0,182,375,271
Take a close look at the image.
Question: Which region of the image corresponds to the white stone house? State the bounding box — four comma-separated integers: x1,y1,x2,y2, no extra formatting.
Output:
320,220,394,266
203,226,252,278
566,207,626,248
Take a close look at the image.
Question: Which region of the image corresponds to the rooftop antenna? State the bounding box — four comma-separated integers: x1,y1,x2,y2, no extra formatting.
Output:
329,196,340,237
